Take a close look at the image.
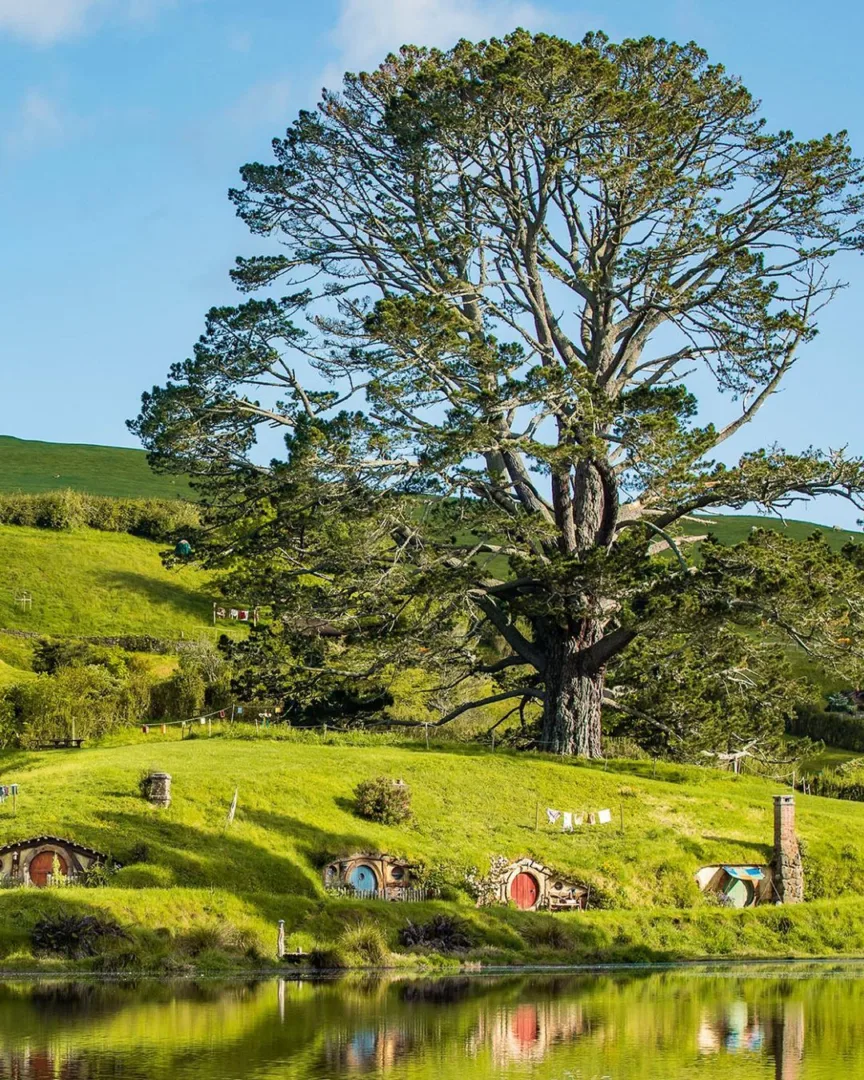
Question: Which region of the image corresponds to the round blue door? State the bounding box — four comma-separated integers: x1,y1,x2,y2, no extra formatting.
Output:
350,864,377,891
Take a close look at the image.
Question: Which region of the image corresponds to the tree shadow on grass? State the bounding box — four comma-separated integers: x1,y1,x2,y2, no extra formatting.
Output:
101,571,211,621
701,836,773,859
242,808,381,870
92,809,318,896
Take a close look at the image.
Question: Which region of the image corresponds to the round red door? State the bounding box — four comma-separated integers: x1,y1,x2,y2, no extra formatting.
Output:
28,851,68,888
511,872,539,910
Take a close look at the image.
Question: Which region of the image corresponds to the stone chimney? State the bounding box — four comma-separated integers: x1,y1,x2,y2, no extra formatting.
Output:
773,795,804,904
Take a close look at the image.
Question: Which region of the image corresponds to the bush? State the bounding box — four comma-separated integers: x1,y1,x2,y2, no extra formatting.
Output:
17,665,136,746
0,490,199,540
520,918,572,951
150,670,206,721
787,702,864,752
31,914,127,959
339,923,389,966
399,915,473,952
353,776,412,825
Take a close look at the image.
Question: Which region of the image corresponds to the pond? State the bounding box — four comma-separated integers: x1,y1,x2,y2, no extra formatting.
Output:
0,965,862,1078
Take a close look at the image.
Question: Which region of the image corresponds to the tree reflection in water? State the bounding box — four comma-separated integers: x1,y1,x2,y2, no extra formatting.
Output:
0,968,859,1079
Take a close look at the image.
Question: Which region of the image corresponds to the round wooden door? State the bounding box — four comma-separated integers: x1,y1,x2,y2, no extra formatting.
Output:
511,872,539,910
349,864,377,892
29,851,68,888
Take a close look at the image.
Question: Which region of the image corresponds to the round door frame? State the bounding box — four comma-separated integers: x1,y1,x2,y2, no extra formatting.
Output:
507,868,543,911
26,846,72,886
348,860,382,890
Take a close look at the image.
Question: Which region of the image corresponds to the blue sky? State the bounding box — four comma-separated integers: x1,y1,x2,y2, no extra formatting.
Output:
1,0,862,524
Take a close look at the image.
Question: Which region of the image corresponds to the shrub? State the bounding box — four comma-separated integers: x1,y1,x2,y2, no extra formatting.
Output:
520,918,572,951
150,670,206,721
787,702,864,752
399,915,473,952
353,776,412,825
17,665,133,746
0,490,199,540
339,923,389,966
180,921,257,958
31,914,126,959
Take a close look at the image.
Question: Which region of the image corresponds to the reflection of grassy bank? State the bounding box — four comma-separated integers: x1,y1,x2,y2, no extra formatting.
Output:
1,970,864,1079
3,888,864,971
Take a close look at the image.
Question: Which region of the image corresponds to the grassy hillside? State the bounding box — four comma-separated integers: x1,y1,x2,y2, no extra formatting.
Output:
0,436,191,500
680,512,862,549
0,524,216,642
0,735,863,969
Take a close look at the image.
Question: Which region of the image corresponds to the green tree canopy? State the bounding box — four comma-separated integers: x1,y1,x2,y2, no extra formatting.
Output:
133,31,864,756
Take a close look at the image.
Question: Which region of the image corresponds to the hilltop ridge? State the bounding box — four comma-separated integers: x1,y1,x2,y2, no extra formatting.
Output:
0,435,191,500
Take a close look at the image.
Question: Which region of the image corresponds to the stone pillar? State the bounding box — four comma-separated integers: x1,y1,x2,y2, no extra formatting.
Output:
773,795,804,904
142,772,172,808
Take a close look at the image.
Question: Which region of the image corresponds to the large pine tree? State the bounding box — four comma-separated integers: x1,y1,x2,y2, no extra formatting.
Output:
133,32,864,755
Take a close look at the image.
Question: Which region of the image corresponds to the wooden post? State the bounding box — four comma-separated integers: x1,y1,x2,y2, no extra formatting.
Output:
208,717,212,738
425,723,429,750
277,919,285,959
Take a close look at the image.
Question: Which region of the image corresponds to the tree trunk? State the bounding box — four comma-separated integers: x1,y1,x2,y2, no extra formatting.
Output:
539,622,604,757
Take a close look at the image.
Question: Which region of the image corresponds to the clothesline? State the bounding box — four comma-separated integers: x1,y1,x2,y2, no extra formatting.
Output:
546,806,613,831
141,703,283,736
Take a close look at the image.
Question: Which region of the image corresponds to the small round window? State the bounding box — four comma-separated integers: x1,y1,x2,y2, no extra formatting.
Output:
391,867,405,881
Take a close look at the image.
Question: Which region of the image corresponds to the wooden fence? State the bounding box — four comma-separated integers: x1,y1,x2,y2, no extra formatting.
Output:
326,885,434,902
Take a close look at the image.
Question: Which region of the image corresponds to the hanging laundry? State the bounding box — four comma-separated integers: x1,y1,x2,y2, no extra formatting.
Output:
562,812,573,832
597,808,612,825
574,813,584,827
587,812,597,825
229,609,239,619
546,808,561,825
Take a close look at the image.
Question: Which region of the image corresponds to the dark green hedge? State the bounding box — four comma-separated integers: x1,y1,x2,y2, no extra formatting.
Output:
787,703,864,753
0,490,198,540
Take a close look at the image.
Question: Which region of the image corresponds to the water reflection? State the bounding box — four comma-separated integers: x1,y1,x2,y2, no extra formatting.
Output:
0,968,859,1079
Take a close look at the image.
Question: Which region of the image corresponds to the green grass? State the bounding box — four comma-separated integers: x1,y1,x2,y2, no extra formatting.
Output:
0,524,218,641
0,435,191,499
0,735,863,969
680,512,862,549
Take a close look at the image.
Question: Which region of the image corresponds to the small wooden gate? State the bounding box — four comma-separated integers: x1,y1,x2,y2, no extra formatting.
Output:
511,871,539,910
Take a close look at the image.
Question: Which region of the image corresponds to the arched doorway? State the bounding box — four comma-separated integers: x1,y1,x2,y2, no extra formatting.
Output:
723,876,755,908
510,872,540,910
349,864,378,892
28,851,68,888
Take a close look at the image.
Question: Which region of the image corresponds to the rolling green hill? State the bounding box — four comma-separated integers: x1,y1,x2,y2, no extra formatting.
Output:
0,436,191,499
0,525,215,639
680,512,862,549
0,736,863,969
